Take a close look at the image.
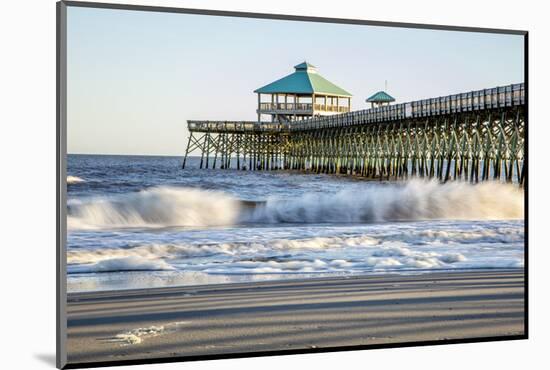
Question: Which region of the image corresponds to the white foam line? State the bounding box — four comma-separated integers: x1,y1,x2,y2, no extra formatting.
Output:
109,321,190,345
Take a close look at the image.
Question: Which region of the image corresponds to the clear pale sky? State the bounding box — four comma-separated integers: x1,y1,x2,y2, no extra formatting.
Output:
67,6,524,156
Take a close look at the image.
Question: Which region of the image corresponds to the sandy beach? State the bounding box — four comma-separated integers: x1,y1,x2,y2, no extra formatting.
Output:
66,269,525,365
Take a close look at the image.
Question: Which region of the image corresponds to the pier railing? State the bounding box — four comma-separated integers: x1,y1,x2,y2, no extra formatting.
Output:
291,83,524,131
258,102,350,113
259,102,312,111
313,104,350,113
188,120,289,133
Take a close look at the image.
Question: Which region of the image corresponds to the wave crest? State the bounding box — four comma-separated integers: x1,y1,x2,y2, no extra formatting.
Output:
68,187,240,229
68,256,175,273
67,175,85,184
252,180,523,223
67,180,523,230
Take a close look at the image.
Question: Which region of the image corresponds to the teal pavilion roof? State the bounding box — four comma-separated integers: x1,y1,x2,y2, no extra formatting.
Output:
254,62,352,97
366,91,395,103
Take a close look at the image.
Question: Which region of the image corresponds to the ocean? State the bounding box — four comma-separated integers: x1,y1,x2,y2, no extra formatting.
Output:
66,154,525,293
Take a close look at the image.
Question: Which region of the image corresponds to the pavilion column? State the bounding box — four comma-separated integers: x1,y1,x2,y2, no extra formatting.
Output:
271,94,275,122
257,93,261,123
276,94,280,122
294,94,297,120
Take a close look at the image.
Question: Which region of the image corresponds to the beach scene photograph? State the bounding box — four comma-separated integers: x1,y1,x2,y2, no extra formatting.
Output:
63,5,526,367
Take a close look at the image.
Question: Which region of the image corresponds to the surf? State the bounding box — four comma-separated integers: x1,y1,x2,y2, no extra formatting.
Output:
67,175,86,184
251,179,524,224
67,180,524,230
68,187,240,229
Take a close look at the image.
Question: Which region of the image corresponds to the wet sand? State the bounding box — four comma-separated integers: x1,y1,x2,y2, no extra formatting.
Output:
66,269,525,365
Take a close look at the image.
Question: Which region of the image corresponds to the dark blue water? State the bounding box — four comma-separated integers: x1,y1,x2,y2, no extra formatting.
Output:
67,154,363,199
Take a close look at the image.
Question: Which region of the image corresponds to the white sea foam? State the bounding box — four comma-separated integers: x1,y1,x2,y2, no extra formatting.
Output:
110,321,190,345
67,238,376,266
200,250,465,274
67,175,85,184
67,224,522,266
67,180,523,230
68,256,175,273
67,223,524,275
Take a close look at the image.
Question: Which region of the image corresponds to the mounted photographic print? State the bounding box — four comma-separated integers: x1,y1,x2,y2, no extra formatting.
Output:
57,1,527,368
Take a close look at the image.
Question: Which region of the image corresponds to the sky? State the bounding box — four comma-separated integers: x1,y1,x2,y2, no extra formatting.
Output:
67,6,524,156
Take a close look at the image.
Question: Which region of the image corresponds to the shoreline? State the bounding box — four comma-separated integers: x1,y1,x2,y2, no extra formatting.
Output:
67,269,525,364
67,267,523,295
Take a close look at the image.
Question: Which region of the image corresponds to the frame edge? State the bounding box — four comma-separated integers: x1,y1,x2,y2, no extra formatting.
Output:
57,1,68,368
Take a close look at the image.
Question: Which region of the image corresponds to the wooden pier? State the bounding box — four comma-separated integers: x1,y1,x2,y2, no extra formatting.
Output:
183,65,525,185
182,121,289,171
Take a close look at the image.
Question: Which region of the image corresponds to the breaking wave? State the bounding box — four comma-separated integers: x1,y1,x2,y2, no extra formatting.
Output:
251,180,523,223
67,180,524,230
68,187,240,229
68,256,174,274
67,175,85,184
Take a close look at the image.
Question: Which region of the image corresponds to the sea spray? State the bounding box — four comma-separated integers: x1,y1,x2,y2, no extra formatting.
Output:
67,180,523,230
251,179,524,223
67,175,85,184
68,187,241,229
